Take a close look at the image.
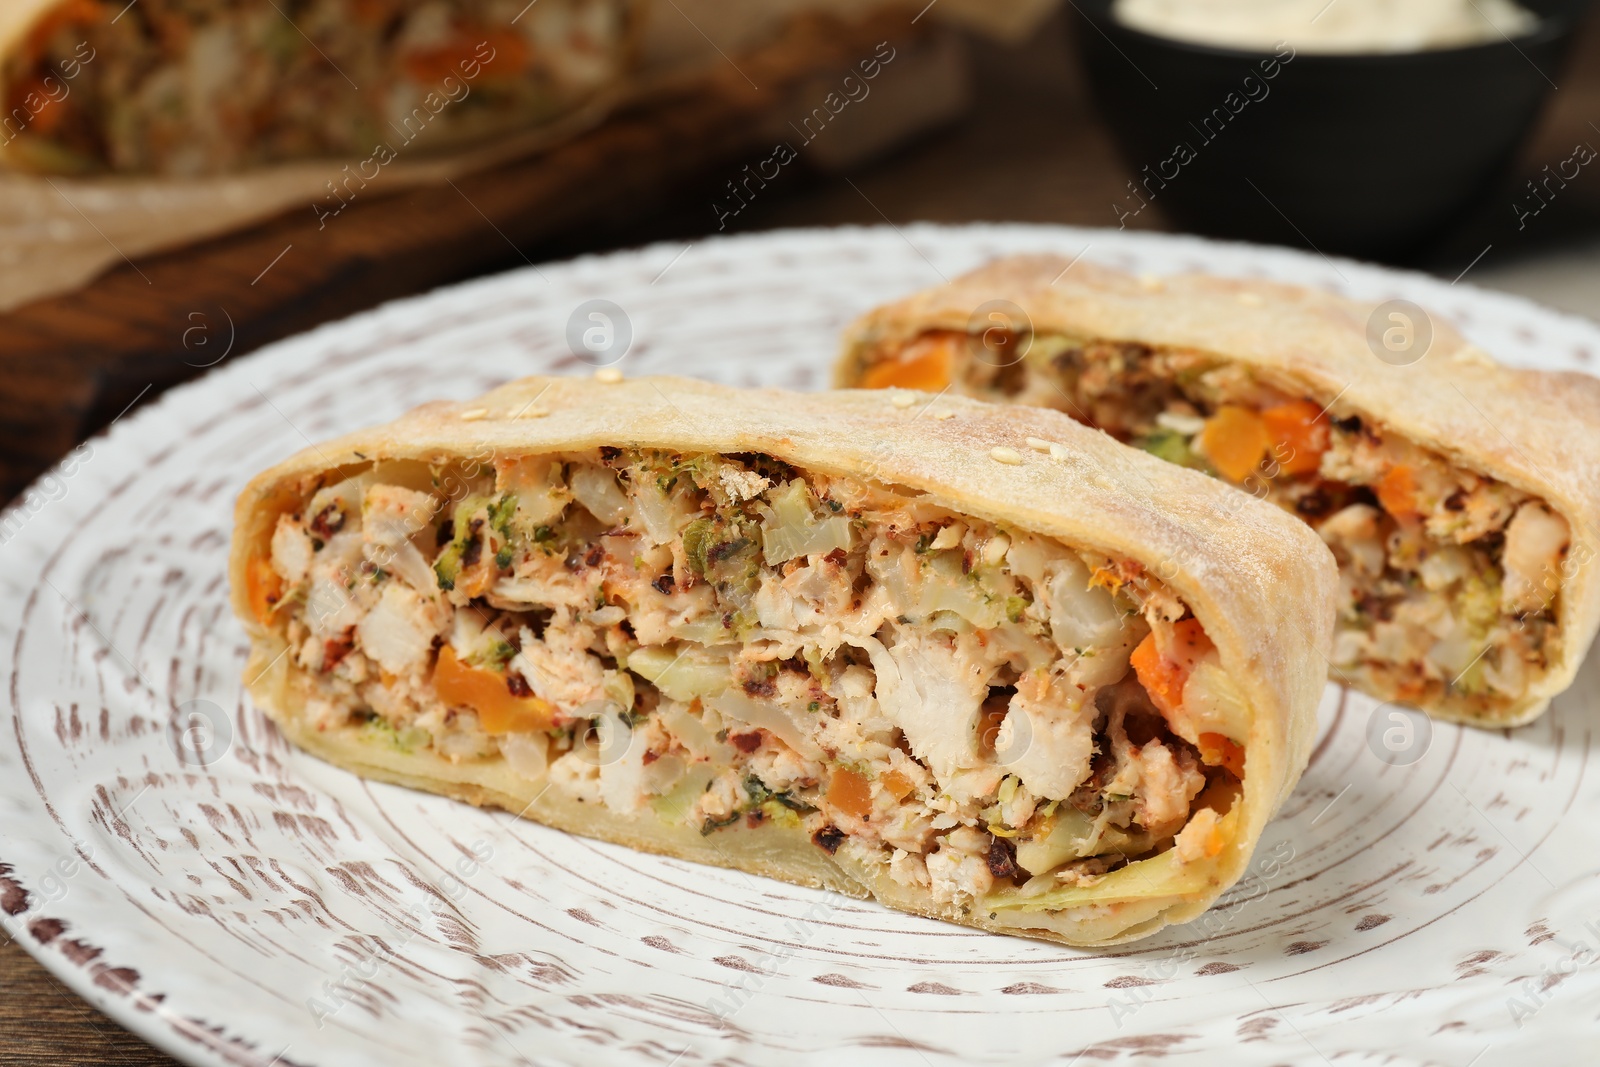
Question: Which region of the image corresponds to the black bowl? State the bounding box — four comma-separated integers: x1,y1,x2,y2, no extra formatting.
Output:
1072,0,1592,259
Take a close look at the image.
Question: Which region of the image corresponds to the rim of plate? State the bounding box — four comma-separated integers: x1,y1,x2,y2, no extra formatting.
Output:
2,221,1597,1067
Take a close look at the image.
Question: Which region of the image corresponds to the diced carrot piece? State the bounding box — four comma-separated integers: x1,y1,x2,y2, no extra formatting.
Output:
858,334,955,392
1198,405,1272,483
480,29,530,75
1088,563,1139,598
1198,733,1246,779
1131,633,1184,719
826,767,873,819
403,48,461,84
453,562,496,600
13,78,68,134
324,634,355,671
247,559,284,626
433,645,554,735
1131,618,1214,720
1203,812,1230,857
1260,400,1329,476
1394,678,1431,701
1375,464,1419,519
880,770,915,801
405,30,528,84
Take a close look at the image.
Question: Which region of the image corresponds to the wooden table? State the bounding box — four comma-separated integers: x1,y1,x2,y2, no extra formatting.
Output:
4,7,1600,1064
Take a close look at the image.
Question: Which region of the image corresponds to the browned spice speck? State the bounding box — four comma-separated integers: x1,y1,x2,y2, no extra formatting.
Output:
812,826,846,854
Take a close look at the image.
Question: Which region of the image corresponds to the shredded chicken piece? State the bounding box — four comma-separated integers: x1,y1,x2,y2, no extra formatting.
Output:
1319,504,1386,576
271,515,314,585
1502,503,1570,613
512,612,609,709
998,669,1096,801
718,468,772,503
357,584,445,676
1174,808,1220,864
865,631,990,782
926,828,996,905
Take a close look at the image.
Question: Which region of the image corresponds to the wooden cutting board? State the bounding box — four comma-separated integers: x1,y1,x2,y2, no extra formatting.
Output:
0,8,956,506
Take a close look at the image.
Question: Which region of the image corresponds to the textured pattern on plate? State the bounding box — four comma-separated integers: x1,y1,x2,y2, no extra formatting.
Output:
2,225,1599,1067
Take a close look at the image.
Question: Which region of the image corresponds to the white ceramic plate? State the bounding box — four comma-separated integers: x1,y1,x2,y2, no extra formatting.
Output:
3,225,1599,1067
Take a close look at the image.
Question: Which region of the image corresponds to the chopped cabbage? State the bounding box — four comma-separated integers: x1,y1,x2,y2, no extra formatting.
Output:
1004,534,1060,587
498,733,550,781
1010,809,1156,877
497,456,570,531
985,847,1217,912
1457,570,1503,639
1045,555,1125,651
1182,660,1252,743
868,545,1007,630
657,701,728,761
759,480,853,565
570,464,631,526
1014,808,1097,875
384,541,441,595
641,753,687,797
630,475,697,546
921,551,1007,628
682,516,760,584
652,766,718,824
604,670,636,711
704,691,825,761
676,615,736,646
626,645,733,701
1136,429,1207,471
362,718,431,754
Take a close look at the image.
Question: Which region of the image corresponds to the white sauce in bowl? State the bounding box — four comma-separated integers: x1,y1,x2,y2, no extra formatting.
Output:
1112,0,1540,53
